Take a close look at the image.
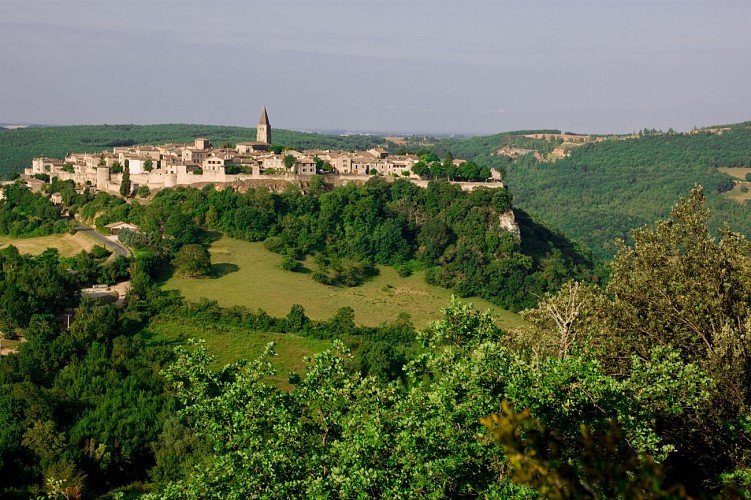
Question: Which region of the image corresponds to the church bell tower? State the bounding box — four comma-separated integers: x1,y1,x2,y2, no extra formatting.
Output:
257,105,271,145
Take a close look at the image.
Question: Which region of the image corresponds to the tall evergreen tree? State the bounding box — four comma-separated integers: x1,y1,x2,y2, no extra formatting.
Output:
120,165,131,197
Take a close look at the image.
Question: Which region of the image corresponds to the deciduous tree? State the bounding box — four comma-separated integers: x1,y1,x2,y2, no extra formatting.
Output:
172,244,211,278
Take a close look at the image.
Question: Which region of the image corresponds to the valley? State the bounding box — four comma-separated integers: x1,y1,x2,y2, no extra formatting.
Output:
0,122,749,497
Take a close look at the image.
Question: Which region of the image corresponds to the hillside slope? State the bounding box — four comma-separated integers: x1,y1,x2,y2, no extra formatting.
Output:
428,125,751,257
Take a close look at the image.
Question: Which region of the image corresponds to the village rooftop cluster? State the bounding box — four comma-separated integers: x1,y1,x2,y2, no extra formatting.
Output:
24,107,503,195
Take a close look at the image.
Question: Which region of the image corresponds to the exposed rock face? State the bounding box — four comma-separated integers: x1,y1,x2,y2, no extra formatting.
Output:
498,209,521,239
225,179,303,193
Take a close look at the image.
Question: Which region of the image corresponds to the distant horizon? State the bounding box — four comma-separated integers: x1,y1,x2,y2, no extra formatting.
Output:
3,1,749,139
3,117,748,140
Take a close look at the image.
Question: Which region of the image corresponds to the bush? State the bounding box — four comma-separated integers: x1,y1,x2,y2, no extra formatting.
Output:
333,259,377,287
717,178,735,193
492,188,513,212
396,265,413,278
137,185,151,198
280,255,298,272
225,164,246,175
745,172,751,182
311,271,331,285
172,244,212,278
90,245,112,260
327,306,356,334
285,304,309,332
263,236,285,254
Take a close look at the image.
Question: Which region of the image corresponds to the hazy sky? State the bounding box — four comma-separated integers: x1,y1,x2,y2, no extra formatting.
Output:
1,0,750,135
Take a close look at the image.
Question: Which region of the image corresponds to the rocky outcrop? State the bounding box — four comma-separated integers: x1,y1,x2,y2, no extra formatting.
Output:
498,209,520,239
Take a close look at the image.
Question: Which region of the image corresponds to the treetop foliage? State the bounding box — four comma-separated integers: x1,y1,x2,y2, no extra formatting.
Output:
399,125,751,259
4,120,751,497
0,181,748,496
0,182,73,237
505,127,751,257
91,178,594,310
513,186,751,494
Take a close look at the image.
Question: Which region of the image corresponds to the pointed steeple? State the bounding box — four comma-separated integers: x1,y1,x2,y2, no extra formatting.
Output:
259,105,270,126
257,105,271,144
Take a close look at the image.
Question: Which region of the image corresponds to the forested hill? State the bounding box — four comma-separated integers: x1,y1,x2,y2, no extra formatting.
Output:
427,124,751,257
6,122,751,259
0,124,385,178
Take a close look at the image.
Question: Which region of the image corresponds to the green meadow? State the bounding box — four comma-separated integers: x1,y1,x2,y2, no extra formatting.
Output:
141,319,332,388
163,236,528,331
0,232,99,257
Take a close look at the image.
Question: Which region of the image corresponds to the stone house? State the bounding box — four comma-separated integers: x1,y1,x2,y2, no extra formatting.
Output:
203,154,232,173
105,221,139,236
294,157,317,175
236,141,268,154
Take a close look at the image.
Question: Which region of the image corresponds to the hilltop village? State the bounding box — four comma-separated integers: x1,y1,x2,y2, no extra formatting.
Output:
24,107,503,195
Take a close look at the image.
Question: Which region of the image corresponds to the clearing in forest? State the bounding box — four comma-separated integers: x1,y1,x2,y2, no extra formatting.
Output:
0,232,100,257
163,236,528,331
141,320,332,388
718,168,751,204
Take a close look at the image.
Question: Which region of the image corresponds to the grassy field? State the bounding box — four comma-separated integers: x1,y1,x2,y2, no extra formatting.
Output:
719,167,751,180
141,319,334,388
718,168,751,204
162,237,529,331
723,183,751,204
0,232,99,256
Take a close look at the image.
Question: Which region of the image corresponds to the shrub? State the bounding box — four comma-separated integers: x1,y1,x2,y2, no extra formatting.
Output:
311,271,331,285
285,304,308,332
397,265,413,277
172,244,212,278
263,236,285,254
717,178,734,193
280,255,298,272
90,245,112,260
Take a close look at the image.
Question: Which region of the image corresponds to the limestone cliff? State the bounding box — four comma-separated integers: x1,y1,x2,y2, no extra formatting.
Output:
498,209,521,239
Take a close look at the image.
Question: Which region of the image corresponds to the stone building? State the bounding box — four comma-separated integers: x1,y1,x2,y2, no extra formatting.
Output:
257,105,271,145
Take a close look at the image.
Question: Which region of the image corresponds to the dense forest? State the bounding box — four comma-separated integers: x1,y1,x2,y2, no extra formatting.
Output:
4,123,751,259
0,180,749,497
507,128,751,256
0,182,75,237
86,178,596,310
420,125,751,258
1,124,751,497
